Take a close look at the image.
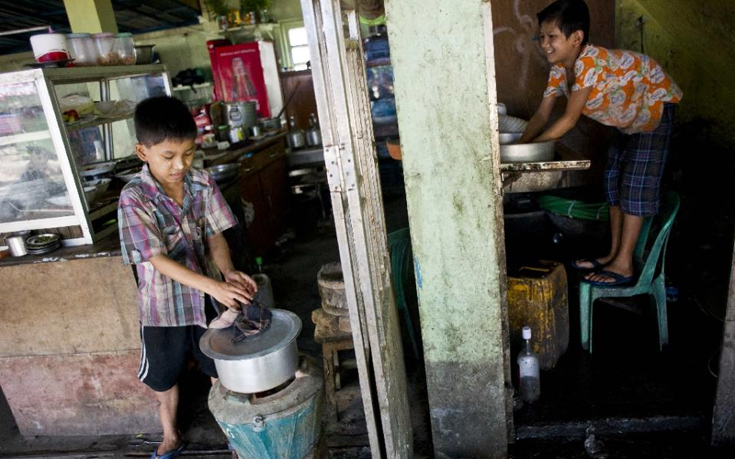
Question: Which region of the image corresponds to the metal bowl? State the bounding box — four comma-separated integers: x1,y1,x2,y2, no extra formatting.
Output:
205,163,239,183
499,132,523,145
500,140,556,163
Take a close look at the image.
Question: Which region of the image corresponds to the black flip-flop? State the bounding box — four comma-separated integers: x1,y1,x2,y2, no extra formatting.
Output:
583,270,635,287
571,258,603,271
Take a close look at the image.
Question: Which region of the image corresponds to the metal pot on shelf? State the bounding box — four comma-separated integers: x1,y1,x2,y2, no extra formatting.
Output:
225,101,257,130
287,116,306,150
305,112,322,147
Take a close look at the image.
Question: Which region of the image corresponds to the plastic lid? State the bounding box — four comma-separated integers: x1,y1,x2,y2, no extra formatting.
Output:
256,256,263,266
67,33,91,38
522,326,532,340
93,32,115,38
116,32,133,37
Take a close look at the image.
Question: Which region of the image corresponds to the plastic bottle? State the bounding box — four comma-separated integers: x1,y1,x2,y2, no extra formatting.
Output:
252,257,275,309
517,326,541,403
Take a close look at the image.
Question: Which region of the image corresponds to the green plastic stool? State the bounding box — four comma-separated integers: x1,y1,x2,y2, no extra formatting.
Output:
387,228,420,359
579,191,680,353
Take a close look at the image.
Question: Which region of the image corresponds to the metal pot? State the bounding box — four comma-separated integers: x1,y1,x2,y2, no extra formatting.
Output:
288,129,306,149
259,117,282,132
225,101,257,130
200,309,302,394
500,140,556,163
134,45,155,65
305,127,322,147
205,163,239,183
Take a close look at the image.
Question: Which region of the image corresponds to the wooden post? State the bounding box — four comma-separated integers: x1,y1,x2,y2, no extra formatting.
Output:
385,0,513,457
301,0,413,457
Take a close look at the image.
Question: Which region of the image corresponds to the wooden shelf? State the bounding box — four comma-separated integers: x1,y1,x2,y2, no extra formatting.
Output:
65,113,134,131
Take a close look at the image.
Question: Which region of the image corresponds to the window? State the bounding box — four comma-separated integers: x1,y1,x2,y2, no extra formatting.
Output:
287,26,310,71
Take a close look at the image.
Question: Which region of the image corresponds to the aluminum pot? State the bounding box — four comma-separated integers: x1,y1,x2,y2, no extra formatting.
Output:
288,129,306,149
200,309,302,394
259,116,282,132
306,127,322,147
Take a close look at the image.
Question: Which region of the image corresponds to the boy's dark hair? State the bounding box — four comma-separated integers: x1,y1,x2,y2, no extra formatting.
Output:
134,96,197,147
537,0,590,46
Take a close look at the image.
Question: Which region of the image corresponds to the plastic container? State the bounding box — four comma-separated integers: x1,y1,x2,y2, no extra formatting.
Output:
215,125,230,142
66,33,98,66
93,33,118,66
114,33,136,65
30,33,69,63
508,260,569,370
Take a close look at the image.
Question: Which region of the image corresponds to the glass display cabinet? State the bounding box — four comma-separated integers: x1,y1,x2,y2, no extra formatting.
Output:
0,65,171,245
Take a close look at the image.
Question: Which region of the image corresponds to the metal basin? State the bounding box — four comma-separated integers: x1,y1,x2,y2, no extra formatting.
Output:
500,140,556,163
205,163,239,183
499,132,522,144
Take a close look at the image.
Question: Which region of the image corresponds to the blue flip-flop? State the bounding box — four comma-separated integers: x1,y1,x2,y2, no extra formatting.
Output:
571,258,604,272
151,443,185,459
583,270,635,287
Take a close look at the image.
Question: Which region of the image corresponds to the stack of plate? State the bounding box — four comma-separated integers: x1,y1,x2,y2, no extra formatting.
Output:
25,234,61,255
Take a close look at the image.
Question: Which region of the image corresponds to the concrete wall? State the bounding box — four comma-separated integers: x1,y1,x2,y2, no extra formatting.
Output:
615,0,735,150
385,0,511,456
0,257,158,437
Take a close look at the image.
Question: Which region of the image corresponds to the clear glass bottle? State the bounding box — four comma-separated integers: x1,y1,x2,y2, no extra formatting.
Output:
517,326,540,403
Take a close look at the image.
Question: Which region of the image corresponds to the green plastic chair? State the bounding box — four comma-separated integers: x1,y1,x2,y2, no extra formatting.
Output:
387,228,420,359
579,191,680,353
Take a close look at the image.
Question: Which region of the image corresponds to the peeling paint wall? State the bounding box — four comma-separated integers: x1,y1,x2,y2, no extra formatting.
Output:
385,0,510,457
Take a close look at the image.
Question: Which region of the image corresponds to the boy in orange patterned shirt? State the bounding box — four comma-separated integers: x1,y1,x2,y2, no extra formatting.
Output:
519,0,682,286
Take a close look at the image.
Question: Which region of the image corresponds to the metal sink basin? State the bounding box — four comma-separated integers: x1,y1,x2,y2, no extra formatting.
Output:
287,147,325,168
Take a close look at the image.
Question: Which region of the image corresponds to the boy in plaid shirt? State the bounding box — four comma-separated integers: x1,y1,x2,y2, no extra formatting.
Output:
118,96,256,459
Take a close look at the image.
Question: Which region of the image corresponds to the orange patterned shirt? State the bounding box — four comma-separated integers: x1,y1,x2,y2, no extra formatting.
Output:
544,45,683,134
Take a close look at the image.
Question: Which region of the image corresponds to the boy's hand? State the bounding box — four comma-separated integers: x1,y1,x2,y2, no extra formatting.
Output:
209,280,253,308
224,270,258,295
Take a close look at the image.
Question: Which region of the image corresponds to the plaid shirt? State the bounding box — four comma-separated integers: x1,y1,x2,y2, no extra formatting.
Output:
118,164,237,328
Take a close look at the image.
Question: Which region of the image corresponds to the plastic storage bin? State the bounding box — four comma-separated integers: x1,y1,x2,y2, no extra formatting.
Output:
93,33,117,65
507,260,569,370
66,33,98,67
114,33,136,65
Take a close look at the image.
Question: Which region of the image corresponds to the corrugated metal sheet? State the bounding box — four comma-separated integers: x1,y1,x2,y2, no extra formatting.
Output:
0,0,201,55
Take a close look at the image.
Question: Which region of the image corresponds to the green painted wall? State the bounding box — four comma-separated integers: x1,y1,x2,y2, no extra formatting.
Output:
616,0,735,149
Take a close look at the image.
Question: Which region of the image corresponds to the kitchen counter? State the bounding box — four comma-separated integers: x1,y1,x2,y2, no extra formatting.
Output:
0,232,121,267
202,131,288,167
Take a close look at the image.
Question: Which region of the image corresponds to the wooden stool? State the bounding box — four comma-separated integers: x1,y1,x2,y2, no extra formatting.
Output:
312,308,354,423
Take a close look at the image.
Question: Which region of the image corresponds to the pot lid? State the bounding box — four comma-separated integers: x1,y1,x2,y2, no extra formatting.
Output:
199,309,301,361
